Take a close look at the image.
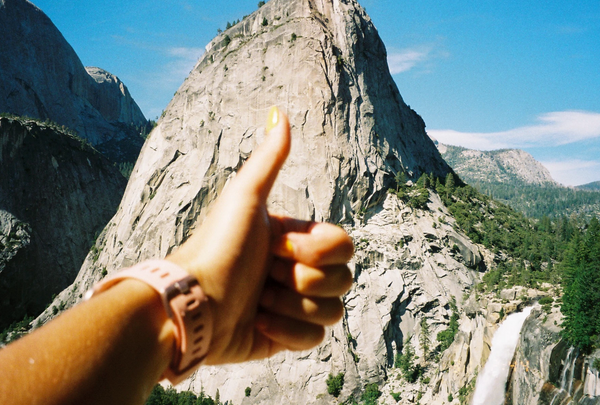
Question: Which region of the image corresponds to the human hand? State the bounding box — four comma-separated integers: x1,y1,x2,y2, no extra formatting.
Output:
166,107,354,365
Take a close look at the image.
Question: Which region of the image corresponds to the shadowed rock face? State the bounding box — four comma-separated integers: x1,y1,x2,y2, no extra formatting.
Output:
0,117,126,328
0,0,147,163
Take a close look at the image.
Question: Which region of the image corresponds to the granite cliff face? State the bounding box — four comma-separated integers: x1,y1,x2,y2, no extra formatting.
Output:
43,0,453,295
436,143,558,186
0,0,147,162
0,117,126,329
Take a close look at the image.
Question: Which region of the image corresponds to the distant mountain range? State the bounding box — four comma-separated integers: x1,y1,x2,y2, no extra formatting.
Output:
436,143,559,186
435,142,600,219
577,180,600,191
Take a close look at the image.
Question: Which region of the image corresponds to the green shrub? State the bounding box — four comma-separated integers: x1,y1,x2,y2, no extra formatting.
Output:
408,188,430,209
145,385,216,405
361,384,381,405
245,386,251,397
395,339,422,383
539,296,553,305
326,372,344,397
391,392,401,402
118,162,135,179
0,315,33,344
437,298,459,352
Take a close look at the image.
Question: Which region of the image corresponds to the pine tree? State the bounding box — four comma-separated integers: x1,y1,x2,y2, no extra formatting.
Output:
419,318,431,362
445,173,455,189
560,218,600,351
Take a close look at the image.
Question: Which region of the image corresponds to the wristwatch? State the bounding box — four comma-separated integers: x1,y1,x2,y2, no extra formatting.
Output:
85,260,213,384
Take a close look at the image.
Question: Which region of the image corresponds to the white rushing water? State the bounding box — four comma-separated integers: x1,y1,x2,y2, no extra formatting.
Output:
471,306,533,405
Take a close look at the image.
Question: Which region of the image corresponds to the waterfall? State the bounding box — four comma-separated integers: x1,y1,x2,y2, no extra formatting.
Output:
560,347,579,393
547,345,581,404
471,306,533,405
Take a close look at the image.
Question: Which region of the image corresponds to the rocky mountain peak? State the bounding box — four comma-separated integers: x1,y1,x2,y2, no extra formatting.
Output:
155,0,450,224
52,0,454,287
0,0,147,162
437,143,559,186
85,67,147,125
40,0,463,402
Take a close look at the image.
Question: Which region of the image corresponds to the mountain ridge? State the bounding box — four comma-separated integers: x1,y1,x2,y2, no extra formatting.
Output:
436,142,600,219
577,180,600,191
37,0,463,403
435,142,559,186
0,116,126,328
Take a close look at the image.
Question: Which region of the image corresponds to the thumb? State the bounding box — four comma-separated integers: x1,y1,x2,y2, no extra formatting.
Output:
232,106,291,201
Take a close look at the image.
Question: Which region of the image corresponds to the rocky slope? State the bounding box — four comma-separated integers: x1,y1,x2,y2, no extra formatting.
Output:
41,0,453,296
0,117,126,329
0,0,147,162
36,0,464,401
435,143,558,186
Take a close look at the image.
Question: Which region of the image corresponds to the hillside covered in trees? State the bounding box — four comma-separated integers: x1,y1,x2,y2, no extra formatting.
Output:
396,172,600,354
437,143,600,219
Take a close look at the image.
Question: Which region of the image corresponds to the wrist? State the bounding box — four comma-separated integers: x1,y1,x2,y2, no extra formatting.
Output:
86,260,213,384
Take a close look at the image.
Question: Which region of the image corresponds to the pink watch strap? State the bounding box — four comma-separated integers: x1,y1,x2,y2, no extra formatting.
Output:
85,260,213,385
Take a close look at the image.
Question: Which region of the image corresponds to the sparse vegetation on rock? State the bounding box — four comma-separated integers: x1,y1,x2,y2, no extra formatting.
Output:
326,372,344,397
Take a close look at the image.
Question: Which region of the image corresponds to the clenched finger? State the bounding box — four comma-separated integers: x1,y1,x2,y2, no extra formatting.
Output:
270,219,354,267
255,313,325,351
260,286,344,326
270,259,353,297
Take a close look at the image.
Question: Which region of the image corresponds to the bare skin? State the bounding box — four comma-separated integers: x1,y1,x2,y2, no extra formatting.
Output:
0,107,354,405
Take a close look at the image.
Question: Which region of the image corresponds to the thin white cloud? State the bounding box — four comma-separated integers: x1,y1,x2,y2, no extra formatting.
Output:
387,39,448,75
166,46,204,78
429,110,600,150
387,47,432,74
541,159,600,187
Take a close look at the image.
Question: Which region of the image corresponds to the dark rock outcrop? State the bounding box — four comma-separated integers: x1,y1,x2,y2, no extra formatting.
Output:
0,0,147,163
0,117,126,328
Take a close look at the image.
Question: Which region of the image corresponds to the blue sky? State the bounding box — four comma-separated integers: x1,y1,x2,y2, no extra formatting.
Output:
33,0,600,186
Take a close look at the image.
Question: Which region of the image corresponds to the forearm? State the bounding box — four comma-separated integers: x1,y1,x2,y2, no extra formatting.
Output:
0,279,175,405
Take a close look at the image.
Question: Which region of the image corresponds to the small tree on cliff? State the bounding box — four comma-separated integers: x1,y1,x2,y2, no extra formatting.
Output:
419,318,431,362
